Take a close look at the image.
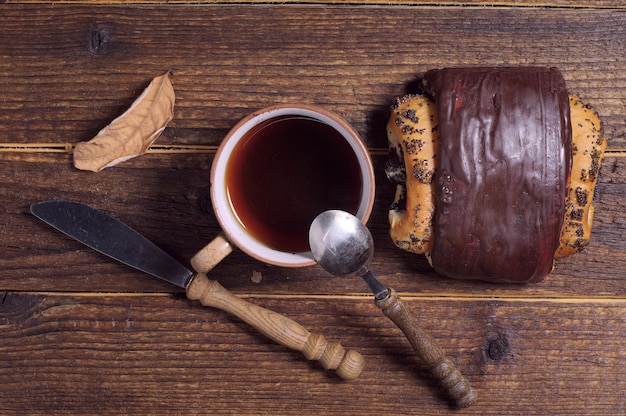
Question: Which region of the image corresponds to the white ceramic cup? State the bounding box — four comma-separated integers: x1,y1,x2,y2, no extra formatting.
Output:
205,104,375,268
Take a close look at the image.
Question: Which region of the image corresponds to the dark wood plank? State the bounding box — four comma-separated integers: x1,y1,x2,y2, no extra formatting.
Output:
1,5,625,149
5,0,626,8
1,293,624,415
2,4,625,415
1,152,625,296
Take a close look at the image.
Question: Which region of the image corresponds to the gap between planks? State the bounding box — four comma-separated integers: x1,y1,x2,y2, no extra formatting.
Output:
2,143,626,157
5,290,626,303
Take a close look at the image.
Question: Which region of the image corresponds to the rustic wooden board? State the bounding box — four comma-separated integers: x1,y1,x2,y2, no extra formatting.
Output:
1,5,625,149
5,0,626,8
1,153,625,297
1,3,625,415
1,293,625,415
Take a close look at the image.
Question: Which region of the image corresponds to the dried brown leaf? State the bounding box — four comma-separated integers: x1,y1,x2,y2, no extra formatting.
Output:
73,72,175,172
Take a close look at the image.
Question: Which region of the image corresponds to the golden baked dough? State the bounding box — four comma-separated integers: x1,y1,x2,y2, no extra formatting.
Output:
386,93,606,259
386,94,438,254
555,95,607,257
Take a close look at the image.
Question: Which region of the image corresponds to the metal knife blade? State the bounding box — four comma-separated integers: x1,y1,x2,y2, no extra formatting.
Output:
30,200,194,289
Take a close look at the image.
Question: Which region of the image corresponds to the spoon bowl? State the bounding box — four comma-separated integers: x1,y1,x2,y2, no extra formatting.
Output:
309,209,373,277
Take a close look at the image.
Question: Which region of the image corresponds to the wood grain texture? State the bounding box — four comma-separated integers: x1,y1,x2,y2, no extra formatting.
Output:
1,5,625,148
4,0,626,7
1,293,625,415
1,2,625,415
1,153,625,297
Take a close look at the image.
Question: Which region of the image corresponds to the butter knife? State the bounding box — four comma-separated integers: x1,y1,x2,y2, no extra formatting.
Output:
30,200,364,379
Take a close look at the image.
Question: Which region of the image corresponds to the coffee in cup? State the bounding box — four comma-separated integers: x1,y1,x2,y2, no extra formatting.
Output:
194,104,375,270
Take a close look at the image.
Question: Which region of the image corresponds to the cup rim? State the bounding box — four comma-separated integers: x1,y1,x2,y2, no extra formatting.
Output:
210,103,375,267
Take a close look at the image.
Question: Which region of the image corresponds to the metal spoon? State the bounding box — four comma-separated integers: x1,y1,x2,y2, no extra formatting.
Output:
309,210,477,409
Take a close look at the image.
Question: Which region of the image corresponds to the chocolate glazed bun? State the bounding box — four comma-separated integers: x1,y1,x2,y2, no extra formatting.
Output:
386,67,606,283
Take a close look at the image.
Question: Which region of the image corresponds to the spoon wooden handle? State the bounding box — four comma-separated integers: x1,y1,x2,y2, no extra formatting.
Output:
186,272,365,380
375,289,477,408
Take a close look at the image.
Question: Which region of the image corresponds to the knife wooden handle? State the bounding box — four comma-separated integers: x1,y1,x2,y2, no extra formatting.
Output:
186,272,365,380
375,289,477,408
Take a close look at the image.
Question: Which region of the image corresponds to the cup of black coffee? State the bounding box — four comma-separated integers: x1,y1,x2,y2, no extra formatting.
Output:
208,104,375,267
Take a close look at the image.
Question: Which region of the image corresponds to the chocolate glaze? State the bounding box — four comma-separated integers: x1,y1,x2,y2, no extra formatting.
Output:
423,67,572,283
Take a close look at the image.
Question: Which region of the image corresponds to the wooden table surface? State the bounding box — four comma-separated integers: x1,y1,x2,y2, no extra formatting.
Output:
2,1,625,414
